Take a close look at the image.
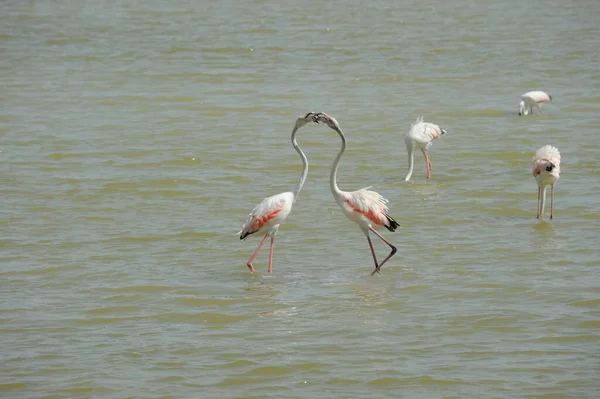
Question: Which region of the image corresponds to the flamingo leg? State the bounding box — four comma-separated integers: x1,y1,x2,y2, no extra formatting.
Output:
365,235,379,274
247,233,269,272
536,185,541,219
421,148,432,179
369,227,398,275
267,235,276,273
550,184,555,220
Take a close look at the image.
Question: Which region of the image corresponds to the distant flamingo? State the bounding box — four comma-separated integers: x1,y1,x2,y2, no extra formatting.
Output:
404,116,447,181
238,113,317,273
532,145,561,220
316,112,399,275
519,91,552,116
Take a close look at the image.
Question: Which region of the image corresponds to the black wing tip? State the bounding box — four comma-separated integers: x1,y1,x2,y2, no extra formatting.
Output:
385,215,400,232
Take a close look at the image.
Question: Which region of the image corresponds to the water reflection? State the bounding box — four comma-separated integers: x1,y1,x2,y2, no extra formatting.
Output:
530,221,562,251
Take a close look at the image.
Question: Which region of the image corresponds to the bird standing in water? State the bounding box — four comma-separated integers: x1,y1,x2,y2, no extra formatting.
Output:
316,112,399,275
404,116,447,181
238,113,318,273
532,145,561,220
519,91,552,116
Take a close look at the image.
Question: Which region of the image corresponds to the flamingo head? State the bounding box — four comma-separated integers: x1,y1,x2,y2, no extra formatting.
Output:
315,112,342,133
533,160,556,177
518,100,526,116
295,112,318,128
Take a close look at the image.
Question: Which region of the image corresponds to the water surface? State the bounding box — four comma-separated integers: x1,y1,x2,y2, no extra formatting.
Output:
2,0,599,398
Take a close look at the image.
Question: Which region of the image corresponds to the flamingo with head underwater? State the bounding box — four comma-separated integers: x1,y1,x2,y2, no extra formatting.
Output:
532,144,561,220
519,91,552,116
237,112,318,273
404,116,447,181
316,112,399,275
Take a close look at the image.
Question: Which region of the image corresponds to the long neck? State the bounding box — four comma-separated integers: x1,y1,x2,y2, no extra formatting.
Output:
404,148,414,181
291,127,308,203
330,127,346,199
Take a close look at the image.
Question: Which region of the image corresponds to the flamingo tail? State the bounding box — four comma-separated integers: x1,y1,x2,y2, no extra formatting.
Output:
385,214,400,232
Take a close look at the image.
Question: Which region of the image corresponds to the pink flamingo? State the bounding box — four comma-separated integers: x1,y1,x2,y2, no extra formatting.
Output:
519,91,552,116
238,113,318,273
404,116,447,181
316,112,399,275
532,145,561,220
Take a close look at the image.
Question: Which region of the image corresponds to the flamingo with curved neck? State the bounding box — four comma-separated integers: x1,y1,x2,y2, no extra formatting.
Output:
238,112,317,273
317,112,399,275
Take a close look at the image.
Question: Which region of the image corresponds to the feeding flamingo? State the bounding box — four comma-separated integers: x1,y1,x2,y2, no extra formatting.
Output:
532,145,561,220
238,112,318,273
316,112,399,275
404,116,447,181
519,91,552,116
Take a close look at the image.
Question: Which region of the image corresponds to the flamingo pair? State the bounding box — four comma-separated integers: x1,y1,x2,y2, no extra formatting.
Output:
402,90,554,180
238,112,398,275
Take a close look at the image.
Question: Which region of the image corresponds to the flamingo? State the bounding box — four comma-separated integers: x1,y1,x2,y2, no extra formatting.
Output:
316,112,399,275
404,116,447,181
532,145,561,220
519,91,552,116
238,112,318,273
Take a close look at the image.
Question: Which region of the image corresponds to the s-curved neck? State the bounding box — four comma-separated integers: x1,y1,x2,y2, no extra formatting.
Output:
291,126,308,203
330,127,346,199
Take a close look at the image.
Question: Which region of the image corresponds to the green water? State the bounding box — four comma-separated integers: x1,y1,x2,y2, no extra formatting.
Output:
2,0,599,398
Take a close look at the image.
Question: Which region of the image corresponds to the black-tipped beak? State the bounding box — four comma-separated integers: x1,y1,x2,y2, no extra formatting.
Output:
441,129,447,135
546,163,555,172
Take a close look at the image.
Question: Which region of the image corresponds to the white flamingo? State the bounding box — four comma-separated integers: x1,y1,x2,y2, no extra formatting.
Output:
316,112,399,275
532,145,561,220
238,112,318,273
519,91,552,116
404,116,447,181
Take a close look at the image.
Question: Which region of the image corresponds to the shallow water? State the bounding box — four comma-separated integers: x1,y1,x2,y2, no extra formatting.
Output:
2,0,599,398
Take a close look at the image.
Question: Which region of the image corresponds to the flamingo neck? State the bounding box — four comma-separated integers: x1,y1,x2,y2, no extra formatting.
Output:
329,127,346,200
291,126,308,203
404,148,414,181
519,101,527,115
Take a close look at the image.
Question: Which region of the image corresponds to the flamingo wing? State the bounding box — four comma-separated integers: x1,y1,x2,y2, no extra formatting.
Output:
343,189,399,231
522,91,551,103
238,192,294,239
407,117,443,145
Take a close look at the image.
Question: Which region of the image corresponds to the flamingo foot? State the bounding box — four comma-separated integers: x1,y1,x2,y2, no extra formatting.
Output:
370,268,381,276
247,263,256,273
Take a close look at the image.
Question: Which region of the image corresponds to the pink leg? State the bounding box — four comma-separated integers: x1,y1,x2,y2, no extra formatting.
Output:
247,234,268,273
267,235,275,273
550,185,554,220
369,227,397,275
421,149,432,179
366,235,379,274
